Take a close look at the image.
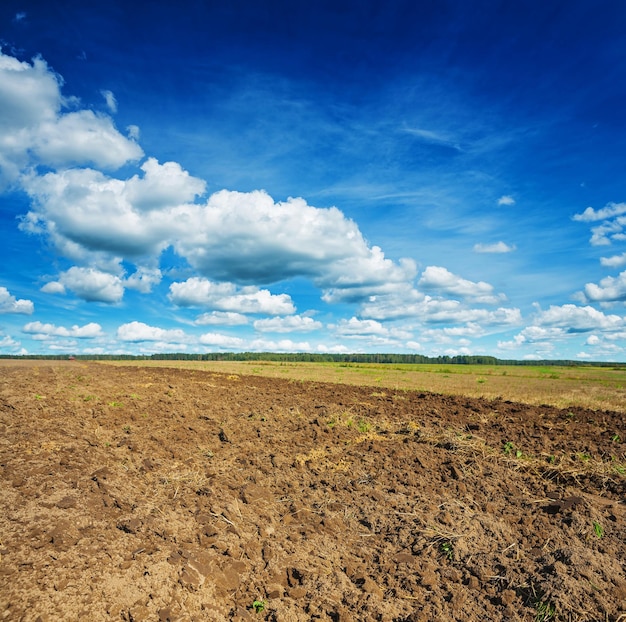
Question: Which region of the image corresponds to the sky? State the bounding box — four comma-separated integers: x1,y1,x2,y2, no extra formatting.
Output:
1,1,626,360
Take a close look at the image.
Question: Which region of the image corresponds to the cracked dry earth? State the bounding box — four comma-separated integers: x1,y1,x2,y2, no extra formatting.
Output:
0,360,625,622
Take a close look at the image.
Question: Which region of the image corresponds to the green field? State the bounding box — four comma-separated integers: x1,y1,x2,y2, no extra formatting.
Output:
102,360,626,412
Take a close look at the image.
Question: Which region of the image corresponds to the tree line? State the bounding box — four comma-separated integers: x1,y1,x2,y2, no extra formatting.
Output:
1,352,624,367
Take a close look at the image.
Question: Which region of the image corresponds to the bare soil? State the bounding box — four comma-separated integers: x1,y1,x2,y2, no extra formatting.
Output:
1,361,625,622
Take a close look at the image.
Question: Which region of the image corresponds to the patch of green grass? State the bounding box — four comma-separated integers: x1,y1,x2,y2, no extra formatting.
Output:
534,600,556,622
440,540,454,561
357,419,371,433
593,521,604,538
108,401,123,407
251,600,266,614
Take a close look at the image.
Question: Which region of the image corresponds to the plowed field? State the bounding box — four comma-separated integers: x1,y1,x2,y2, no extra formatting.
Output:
1,361,625,621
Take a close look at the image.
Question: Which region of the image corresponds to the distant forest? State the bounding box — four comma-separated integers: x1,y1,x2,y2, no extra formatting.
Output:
1,352,624,367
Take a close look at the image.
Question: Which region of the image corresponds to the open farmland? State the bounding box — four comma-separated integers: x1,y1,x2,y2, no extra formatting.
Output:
1,360,625,621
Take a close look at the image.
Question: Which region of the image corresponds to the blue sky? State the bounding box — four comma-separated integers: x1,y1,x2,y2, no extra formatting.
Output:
1,1,626,360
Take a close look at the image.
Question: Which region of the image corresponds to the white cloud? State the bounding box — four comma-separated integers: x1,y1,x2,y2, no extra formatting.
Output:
101,90,117,113
316,344,352,354
600,253,626,269
534,304,624,332
0,50,142,183
199,332,245,348
125,267,162,293
473,241,516,254
116,321,187,342
360,286,521,325
126,125,140,140
169,277,296,315
125,157,206,211
40,281,66,294
32,110,142,169
583,271,626,303
248,338,312,352
0,333,21,351
573,202,626,246
21,166,177,259
331,317,412,342
573,202,626,222
22,321,103,338
589,221,623,246
421,324,484,343
195,311,249,326
59,267,124,303
0,286,34,314
334,317,389,336
174,190,416,299
418,266,505,303
586,334,601,345
253,315,322,333
497,195,515,206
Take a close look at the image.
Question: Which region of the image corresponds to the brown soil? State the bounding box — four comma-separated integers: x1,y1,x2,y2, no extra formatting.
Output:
1,361,625,622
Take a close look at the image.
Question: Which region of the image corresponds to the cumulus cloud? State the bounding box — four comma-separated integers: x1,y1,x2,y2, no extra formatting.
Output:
59,267,124,303
573,202,626,246
20,164,414,306
534,304,623,332
334,317,389,336
497,195,515,206
497,326,566,351
0,50,142,184
116,321,187,342
199,332,245,348
247,338,312,352
20,164,192,259
0,286,34,314
125,158,206,210
360,286,521,325
418,266,505,303
125,267,162,293
32,110,142,169
40,281,66,294
253,315,322,333
573,202,626,222
600,253,626,269
583,271,626,303
473,241,516,254
195,311,249,326
22,321,103,338
174,190,416,299
331,317,412,342
169,277,296,315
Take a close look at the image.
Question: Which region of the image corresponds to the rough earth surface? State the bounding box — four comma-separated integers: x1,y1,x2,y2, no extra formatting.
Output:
0,361,625,622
